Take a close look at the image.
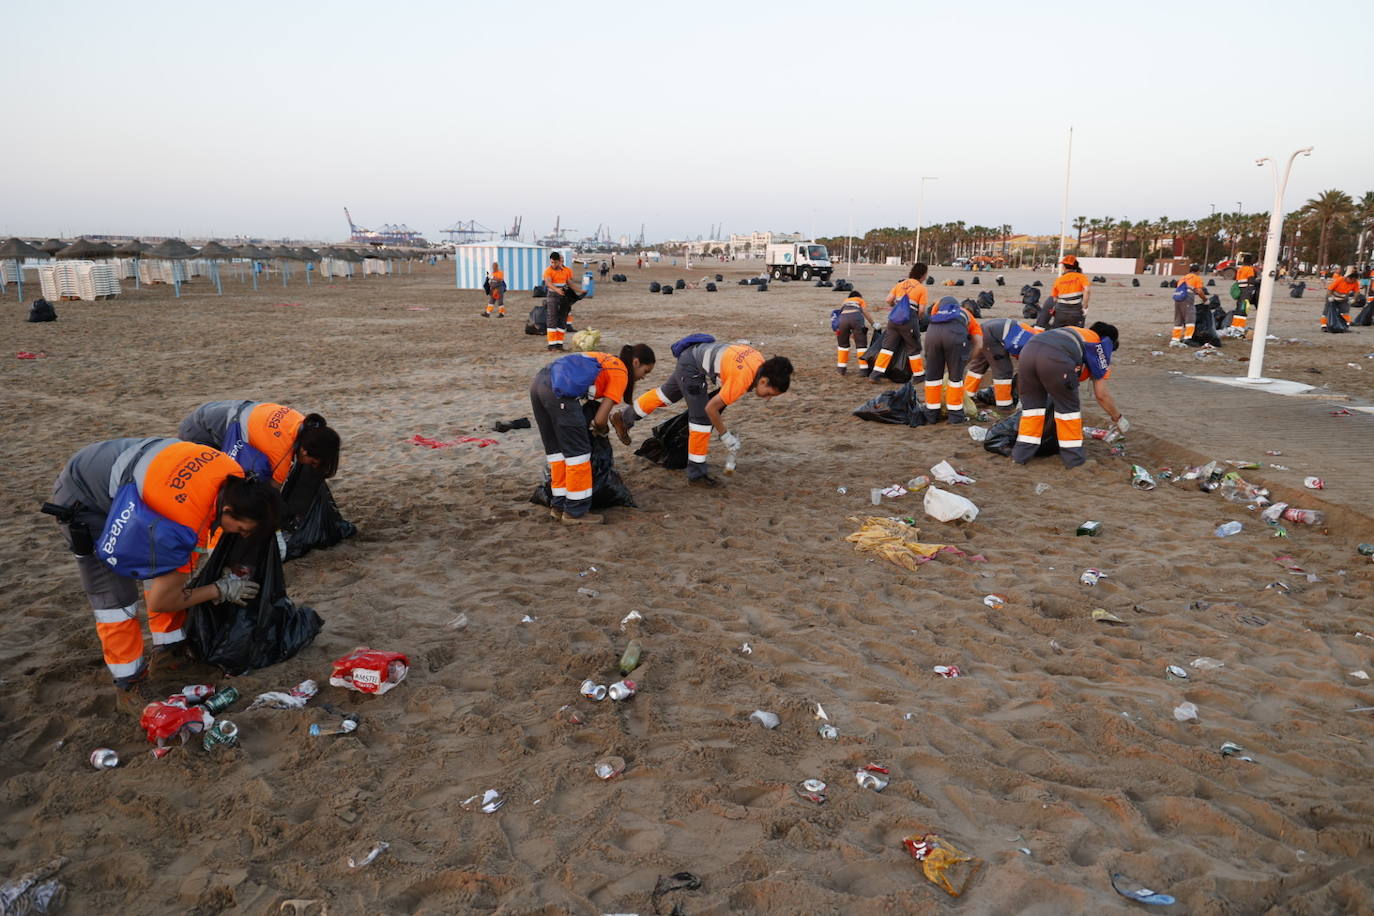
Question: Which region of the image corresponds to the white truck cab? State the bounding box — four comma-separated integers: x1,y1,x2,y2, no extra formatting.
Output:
765,241,832,281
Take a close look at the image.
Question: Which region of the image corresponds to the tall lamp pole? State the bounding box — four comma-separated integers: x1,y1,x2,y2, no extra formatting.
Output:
1246,147,1313,381
914,176,938,264
1203,203,1216,273
1057,126,1074,273
1231,201,1242,260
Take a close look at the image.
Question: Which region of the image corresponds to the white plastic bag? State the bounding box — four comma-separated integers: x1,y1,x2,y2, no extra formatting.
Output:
930,459,975,485
923,486,979,523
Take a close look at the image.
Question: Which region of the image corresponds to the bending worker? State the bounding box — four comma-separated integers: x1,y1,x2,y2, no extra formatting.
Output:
1046,255,1091,327
543,251,584,351
962,317,1040,408
871,263,928,383
921,295,983,424
1170,266,1206,347
612,335,793,487
1012,323,1127,469
45,438,281,699
178,401,341,487
531,345,656,524
833,290,877,376
1227,255,1259,337
1324,266,1359,330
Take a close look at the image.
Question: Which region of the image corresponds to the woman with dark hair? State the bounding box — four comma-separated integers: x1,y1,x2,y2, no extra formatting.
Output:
871,262,928,383
46,438,282,701
611,336,793,488
1047,255,1091,328
833,290,876,376
178,401,341,485
532,344,656,524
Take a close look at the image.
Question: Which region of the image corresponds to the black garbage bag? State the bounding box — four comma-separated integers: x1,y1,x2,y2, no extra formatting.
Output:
1206,278,1216,287
27,298,56,322
705,282,717,292
1034,296,1056,328
662,285,673,295
995,276,1005,287
1289,282,1305,299
649,281,661,293
532,284,546,297
976,290,995,312
674,279,685,289
1131,278,1140,287
532,401,636,508
1188,296,1222,347
926,276,935,284
1032,280,1042,287
280,465,356,561
962,298,981,318
526,304,547,335
1020,286,1041,319
971,376,1018,405
635,393,723,469
1353,295,1374,327
185,532,324,676
1323,299,1350,333
853,380,929,426
983,408,1058,457
715,274,723,282
1160,281,1171,288
954,279,964,286
737,279,749,286
971,276,980,285
757,282,768,292
862,330,912,382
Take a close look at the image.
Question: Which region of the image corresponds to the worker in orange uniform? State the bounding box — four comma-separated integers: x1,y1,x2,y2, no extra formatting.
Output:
484,261,507,317
1226,255,1259,337
833,290,877,376
963,317,1039,408
1169,266,1207,347
921,295,983,424
45,438,282,703
1323,266,1360,330
531,345,656,523
870,263,928,383
1012,323,1126,469
178,401,341,487
612,335,794,487
1047,255,1091,327
543,252,583,351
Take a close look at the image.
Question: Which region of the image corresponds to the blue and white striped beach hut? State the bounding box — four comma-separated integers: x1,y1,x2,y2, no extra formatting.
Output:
454,241,556,291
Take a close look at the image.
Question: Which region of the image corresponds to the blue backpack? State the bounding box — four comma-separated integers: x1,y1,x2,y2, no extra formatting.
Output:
1172,283,1191,302
888,295,912,325
830,308,843,331
220,417,274,481
1002,322,1035,356
670,333,715,358
1084,337,1114,379
96,481,199,580
550,353,603,398
928,296,963,323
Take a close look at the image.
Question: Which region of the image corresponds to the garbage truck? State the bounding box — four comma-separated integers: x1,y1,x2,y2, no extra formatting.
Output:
765,241,833,281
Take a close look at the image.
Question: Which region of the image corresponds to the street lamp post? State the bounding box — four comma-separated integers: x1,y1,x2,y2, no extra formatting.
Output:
914,176,937,264
1246,147,1313,381
1231,201,1242,261
1057,126,1074,274
1203,203,1216,273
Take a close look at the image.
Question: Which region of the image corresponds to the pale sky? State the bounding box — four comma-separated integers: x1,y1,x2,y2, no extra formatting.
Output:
4,0,1369,243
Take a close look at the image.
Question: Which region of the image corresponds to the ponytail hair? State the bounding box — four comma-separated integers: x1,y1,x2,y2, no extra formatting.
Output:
217,474,283,537
909,262,928,281
618,343,656,403
296,413,340,478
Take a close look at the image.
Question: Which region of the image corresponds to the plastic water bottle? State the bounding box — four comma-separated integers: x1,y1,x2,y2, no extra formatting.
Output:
1215,521,1243,537
724,452,737,475
1281,507,1325,525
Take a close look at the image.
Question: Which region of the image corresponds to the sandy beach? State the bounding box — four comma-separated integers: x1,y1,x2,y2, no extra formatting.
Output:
3,262,1374,914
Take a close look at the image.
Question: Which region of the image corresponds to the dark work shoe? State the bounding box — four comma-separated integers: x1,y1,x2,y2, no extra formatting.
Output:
114,677,160,718
688,475,721,489
147,642,193,680
561,512,604,525
946,414,968,425
610,410,631,446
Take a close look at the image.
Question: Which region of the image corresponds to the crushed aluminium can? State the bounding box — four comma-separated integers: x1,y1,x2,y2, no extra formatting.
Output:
90,748,119,769
580,679,607,701
181,685,216,704
1303,477,1324,489
607,680,637,701
855,768,889,791
203,688,239,715
796,778,827,803
817,723,839,740
1080,568,1103,586
933,665,961,678
1130,465,1156,491
202,719,239,751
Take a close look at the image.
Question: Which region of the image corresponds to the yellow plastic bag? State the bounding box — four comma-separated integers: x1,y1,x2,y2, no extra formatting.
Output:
902,833,981,897
570,328,602,352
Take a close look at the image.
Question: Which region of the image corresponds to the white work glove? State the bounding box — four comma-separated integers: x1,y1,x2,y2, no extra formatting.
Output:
215,573,260,606
1114,416,1131,434
719,431,741,452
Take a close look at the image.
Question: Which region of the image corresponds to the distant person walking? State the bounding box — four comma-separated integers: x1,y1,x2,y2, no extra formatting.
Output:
1047,255,1091,328
484,261,506,317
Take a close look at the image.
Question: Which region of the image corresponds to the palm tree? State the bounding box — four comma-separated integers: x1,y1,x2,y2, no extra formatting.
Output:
1304,190,1354,270
1135,219,1155,259
1356,191,1374,266
1098,217,1117,256
1072,216,1088,255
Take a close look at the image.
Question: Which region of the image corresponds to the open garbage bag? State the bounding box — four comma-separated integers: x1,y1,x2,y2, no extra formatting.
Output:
1188,296,1223,347
532,400,636,508
982,409,1059,458
853,380,929,426
635,390,723,470
525,303,548,335
1324,299,1351,333
280,464,356,561
861,332,913,383
186,531,324,676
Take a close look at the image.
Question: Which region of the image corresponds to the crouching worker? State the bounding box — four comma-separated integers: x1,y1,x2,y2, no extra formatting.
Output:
922,295,983,424
531,345,656,524
833,290,877,375
1170,267,1206,346
963,317,1040,408
178,401,341,487
1012,323,1127,469
871,263,929,383
45,438,281,703
612,335,793,488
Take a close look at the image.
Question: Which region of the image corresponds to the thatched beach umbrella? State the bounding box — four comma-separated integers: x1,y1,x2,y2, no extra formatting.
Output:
230,244,262,290
147,238,197,297
0,237,44,302
196,241,236,295
294,247,322,286
56,238,116,260
268,245,301,287
113,239,151,289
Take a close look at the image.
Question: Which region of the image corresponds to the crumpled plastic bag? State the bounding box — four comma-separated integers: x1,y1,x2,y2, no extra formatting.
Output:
924,486,979,522
0,856,67,915
846,516,948,572
903,834,981,898
930,460,975,485
570,328,602,351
